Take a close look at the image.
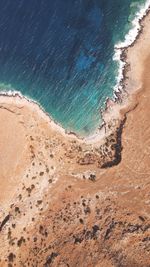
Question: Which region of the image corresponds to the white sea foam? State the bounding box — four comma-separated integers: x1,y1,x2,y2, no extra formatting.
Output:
0,1,150,138
0,89,23,98
113,0,150,96
1,1,149,103
0,87,82,139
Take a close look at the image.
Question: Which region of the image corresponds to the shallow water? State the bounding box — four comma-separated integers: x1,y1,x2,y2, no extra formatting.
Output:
0,0,147,135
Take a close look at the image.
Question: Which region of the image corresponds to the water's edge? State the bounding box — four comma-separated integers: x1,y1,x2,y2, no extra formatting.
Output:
0,1,149,141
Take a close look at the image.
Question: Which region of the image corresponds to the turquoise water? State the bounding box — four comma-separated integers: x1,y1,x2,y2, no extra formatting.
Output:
0,0,147,135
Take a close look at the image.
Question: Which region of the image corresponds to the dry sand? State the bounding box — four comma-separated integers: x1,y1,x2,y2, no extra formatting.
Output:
0,10,150,267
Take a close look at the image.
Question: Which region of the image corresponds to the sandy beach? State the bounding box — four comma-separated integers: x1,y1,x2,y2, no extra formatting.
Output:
0,7,150,267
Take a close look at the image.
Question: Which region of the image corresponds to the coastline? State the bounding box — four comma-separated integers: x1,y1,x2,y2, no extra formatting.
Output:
86,0,150,143
0,1,149,143
113,0,150,95
0,3,150,265
0,90,83,141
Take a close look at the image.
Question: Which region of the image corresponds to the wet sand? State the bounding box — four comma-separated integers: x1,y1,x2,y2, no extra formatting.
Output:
0,10,150,267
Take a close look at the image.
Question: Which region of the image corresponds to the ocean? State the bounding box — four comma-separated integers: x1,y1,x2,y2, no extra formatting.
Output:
0,0,148,136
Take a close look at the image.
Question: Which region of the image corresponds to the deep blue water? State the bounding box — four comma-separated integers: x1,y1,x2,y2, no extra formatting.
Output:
0,0,146,135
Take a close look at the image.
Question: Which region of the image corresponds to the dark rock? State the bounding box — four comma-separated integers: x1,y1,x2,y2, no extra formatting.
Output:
89,174,96,182
84,207,91,214
44,252,58,266
139,215,145,222
8,253,15,262
0,214,10,231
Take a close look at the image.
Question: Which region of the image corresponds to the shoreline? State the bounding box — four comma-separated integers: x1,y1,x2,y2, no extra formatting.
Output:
86,0,150,143
0,3,150,264
0,1,150,144
0,90,84,141
113,0,150,95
